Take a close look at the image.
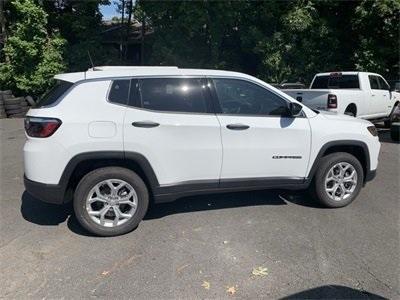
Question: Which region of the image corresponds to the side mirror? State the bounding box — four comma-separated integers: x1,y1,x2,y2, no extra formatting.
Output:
288,102,303,117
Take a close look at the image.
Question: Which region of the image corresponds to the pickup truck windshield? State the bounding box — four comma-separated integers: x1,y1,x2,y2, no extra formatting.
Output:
311,75,360,89
35,80,73,108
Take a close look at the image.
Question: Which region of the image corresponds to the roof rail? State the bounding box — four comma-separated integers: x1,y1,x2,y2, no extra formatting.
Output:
87,66,179,72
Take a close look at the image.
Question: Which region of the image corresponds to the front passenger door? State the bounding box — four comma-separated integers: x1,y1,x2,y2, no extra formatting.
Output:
211,78,311,182
368,75,389,116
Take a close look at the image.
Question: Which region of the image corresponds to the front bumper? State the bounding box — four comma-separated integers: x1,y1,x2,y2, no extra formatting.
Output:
24,175,65,204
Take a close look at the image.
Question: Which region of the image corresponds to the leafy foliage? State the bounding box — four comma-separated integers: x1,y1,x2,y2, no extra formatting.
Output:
0,0,398,96
138,0,399,84
43,0,120,71
352,0,400,75
0,0,66,95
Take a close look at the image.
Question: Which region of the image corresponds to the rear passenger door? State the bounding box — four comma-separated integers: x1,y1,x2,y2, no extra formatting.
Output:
123,77,222,186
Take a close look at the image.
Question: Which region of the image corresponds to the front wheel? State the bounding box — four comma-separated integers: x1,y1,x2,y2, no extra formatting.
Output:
73,167,149,236
311,152,364,208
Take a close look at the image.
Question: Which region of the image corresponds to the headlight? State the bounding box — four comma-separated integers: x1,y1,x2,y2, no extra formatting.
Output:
367,125,378,137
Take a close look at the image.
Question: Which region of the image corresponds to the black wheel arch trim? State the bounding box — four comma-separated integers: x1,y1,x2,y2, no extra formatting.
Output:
57,151,159,203
306,140,372,184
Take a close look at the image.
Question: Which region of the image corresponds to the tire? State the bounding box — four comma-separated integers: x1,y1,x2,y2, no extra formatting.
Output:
73,167,149,236
4,98,21,105
390,123,400,142
311,152,364,208
5,104,21,110
385,103,400,127
344,111,355,117
344,105,357,117
25,96,36,106
9,113,26,118
5,108,22,115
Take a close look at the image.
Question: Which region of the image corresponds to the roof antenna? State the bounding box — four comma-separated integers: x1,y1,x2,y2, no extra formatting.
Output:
87,50,95,70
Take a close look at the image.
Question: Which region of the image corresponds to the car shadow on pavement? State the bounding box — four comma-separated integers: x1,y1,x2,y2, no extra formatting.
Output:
280,284,387,299
20,189,322,236
20,191,72,226
20,192,98,236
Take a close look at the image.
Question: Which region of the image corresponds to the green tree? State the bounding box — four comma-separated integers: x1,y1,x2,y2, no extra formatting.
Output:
0,0,66,95
137,0,399,84
43,0,120,71
352,0,400,79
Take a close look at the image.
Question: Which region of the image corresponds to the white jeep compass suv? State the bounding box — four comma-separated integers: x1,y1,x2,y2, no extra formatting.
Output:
24,66,380,236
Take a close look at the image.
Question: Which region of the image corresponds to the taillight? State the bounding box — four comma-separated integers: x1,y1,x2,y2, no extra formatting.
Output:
24,117,62,138
327,94,337,109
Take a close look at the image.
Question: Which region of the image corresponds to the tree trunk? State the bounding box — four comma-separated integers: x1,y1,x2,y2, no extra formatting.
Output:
124,0,133,61
0,0,7,62
141,14,145,65
119,0,125,60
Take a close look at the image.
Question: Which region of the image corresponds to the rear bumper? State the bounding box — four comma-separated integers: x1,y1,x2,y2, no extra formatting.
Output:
24,175,65,204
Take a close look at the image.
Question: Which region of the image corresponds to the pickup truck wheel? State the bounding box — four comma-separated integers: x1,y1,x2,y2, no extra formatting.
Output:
73,167,149,237
385,103,400,127
390,123,400,141
312,152,363,208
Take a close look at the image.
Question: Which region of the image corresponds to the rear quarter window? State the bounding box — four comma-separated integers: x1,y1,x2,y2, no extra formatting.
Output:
35,80,73,107
108,80,130,105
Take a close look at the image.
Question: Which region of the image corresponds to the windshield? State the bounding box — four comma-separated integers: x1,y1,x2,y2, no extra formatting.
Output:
35,80,73,107
311,75,360,89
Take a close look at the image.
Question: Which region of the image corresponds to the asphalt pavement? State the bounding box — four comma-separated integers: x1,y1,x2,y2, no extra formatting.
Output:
0,118,399,299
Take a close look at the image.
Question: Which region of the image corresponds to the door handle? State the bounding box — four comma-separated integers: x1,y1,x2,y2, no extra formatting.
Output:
132,121,160,128
226,124,250,130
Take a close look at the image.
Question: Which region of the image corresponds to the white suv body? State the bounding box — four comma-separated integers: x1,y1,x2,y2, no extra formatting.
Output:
24,67,380,236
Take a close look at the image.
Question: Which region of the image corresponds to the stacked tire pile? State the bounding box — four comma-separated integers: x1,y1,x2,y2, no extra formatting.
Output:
0,90,31,119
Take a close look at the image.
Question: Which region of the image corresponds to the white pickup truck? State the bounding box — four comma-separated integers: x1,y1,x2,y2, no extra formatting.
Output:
283,72,400,126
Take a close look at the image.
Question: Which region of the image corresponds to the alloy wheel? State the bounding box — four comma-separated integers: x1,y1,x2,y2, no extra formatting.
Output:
325,162,358,201
86,179,138,227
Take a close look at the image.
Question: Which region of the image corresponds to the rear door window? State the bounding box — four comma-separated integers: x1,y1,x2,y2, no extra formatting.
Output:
138,78,210,113
311,75,359,89
35,80,73,107
368,75,380,90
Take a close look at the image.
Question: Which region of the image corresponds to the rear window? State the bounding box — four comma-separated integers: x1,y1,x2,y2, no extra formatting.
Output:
35,80,73,107
311,75,360,89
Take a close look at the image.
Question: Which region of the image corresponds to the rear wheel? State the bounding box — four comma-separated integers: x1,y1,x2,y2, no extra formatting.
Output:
311,152,363,208
344,105,357,117
73,167,149,236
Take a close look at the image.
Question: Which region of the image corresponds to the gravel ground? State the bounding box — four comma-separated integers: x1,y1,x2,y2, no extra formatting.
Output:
0,118,399,299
